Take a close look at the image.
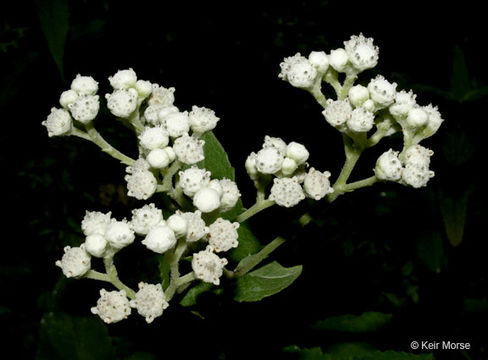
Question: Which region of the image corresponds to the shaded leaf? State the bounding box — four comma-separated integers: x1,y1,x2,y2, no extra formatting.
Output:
326,342,435,360
464,298,488,313
417,232,444,273
450,46,470,100
283,345,331,360
158,256,171,290
439,189,470,247
234,261,302,302
198,131,235,180
462,86,488,102
179,282,213,307
312,311,392,333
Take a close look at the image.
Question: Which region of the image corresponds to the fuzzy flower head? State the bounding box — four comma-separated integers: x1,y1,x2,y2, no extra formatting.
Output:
401,145,435,188
173,134,205,164
374,149,403,181
303,168,334,200
164,111,190,138
192,246,228,285
208,218,239,253
181,210,209,243
130,203,164,235
344,33,379,72
322,99,352,130
308,51,329,73
328,48,349,72
139,126,170,151
105,219,135,249
91,289,131,324
42,108,73,137
193,187,221,213
109,68,137,90
421,104,444,138
279,53,317,89
68,95,100,124
256,146,284,174
389,90,417,118
148,85,175,107
125,160,157,200
84,234,107,258
189,106,220,135
348,107,375,132
142,224,177,254
368,75,397,108
81,211,112,236
106,88,138,118
55,245,91,278
178,166,211,197
130,282,169,323
70,74,99,95
263,135,288,155
269,176,305,207
219,179,241,212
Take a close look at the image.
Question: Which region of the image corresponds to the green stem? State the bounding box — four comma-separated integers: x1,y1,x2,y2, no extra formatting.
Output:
71,127,91,141
236,199,275,223
175,271,196,288
164,240,188,301
343,175,378,192
339,72,358,100
159,160,181,192
324,69,342,97
308,73,328,109
102,253,136,299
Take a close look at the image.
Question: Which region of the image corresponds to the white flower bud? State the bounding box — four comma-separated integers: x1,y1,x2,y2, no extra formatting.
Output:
422,104,444,138
406,107,429,128
328,48,349,72
256,147,284,174
362,99,376,113
303,168,334,200
322,99,352,129
148,85,175,106
55,245,91,278
167,213,188,238
404,145,433,168
189,106,220,135
193,187,221,213
173,134,205,164
192,246,228,285
147,148,170,169
245,152,259,180
125,169,157,200
281,157,298,176
401,163,435,188
164,111,190,138
158,105,179,122
348,85,370,107
142,224,177,254
263,135,287,155
139,126,170,150
348,107,375,132
178,166,211,197
130,283,168,323
344,33,379,71
219,178,241,212
135,80,153,98
208,218,239,252
91,289,131,324
368,75,397,108
105,220,135,249
42,107,73,137
279,53,317,89
130,203,164,235
106,88,138,118
70,74,98,95
163,146,176,162
308,51,329,73
269,177,305,208
286,142,309,165
81,211,112,236
389,90,417,118
144,104,165,126
84,234,107,258
181,210,209,242
59,89,79,109
374,149,402,181
208,179,224,197
68,95,100,124
109,68,137,90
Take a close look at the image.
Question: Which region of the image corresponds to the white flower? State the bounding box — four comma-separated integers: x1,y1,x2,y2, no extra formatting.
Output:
344,33,379,72
322,99,352,129
192,246,228,285
158,105,180,122
269,177,305,207
127,157,151,173
143,104,166,126
374,149,402,181
91,289,131,324
146,148,171,169
303,168,333,200
362,99,376,113
163,146,176,163
125,168,157,200
189,106,220,135
109,68,137,90
406,107,429,128
328,48,349,72
139,126,169,150
81,211,112,236
173,134,205,164
279,53,317,89
389,90,417,118
421,104,444,138
245,152,259,180
135,80,153,98
178,166,211,197
105,220,135,249
404,145,433,168
181,210,209,242
263,135,287,155
55,245,91,278
148,85,175,106
106,88,138,118
68,95,100,124
286,142,309,165
281,157,298,176
208,218,239,253
166,213,188,238
70,74,99,95
208,179,223,197
84,234,107,257
401,145,435,188
164,112,190,138
42,107,73,137
347,107,375,132
219,179,241,212
193,187,221,213
368,75,397,108
256,147,284,174
348,85,370,108
308,51,329,73
59,89,79,109
130,283,169,323
130,203,164,235
142,224,177,254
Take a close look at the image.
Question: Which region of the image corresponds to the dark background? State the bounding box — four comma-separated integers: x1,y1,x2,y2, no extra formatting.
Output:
1,1,487,359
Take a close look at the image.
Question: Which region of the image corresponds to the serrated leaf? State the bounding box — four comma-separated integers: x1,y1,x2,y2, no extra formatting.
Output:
36,0,69,79
198,131,235,180
313,311,392,333
179,282,213,307
234,261,302,302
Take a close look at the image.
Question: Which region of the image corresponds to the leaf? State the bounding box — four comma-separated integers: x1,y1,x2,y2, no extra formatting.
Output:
228,222,262,263
37,312,115,360
198,131,235,180
234,236,286,276
450,46,470,100
179,282,213,307
417,232,444,273
283,345,331,360
234,261,302,302
158,256,171,290
36,0,69,79
312,311,392,333
326,343,435,360
462,86,488,102
439,189,470,247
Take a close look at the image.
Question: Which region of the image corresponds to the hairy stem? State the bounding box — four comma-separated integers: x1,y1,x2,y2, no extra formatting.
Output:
236,199,275,223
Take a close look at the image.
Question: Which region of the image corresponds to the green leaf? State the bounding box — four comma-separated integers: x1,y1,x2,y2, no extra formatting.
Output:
312,311,392,333
37,312,114,360
417,232,444,273
228,222,262,263
234,236,286,276
36,0,69,79
326,343,435,360
283,345,331,360
234,261,302,302
450,46,470,100
179,282,213,307
158,256,171,290
439,189,470,247
462,86,488,102
198,131,235,180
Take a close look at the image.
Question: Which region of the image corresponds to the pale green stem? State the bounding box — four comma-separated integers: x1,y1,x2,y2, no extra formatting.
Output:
236,199,275,223
71,127,91,141
84,123,136,166
342,175,378,192
159,160,182,192
164,240,188,301
175,272,196,288
102,254,136,299
127,108,144,135
324,69,342,97
339,72,358,100
308,72,328,109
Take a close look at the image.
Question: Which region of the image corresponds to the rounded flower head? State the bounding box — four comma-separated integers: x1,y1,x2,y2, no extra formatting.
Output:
256,147,284,174
148,85,175,107
81,211,112,236
91,289,131,324
55,245,91,278
144,104,165,126
106,88,138,118
322,99,352,129
105,220,135,249
192,246,228,285
178,166,211,197
263,135,287,155
406,107,429,128
84,234,107,258
173,134,205,164
43,107,73,137
130,203,164,235
374,149,402,181
59,89,79,109
164,112,190,138
286,142,309,165
348,85,370,108
181,210,209,243
245,152,259,180
193,187,221,213
328,48,349,72
219,179,241,212
166,213,188,238
147,148,171,169
422,104,444,138
135,79,153,98
109,68,137,90
344,33,379,71
142,224,177,254
303,168,334,200
368,75,397,108
308,51,329,73
125,161,157,200
269,177,305,208
208,218,239,253
401,145,435,188
139,126,170,150
189,106,220,135
279,53,317,89
389,90,417,118
347,107,375,132
70,74,99,95
130,283,169,323
68,95,100,124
